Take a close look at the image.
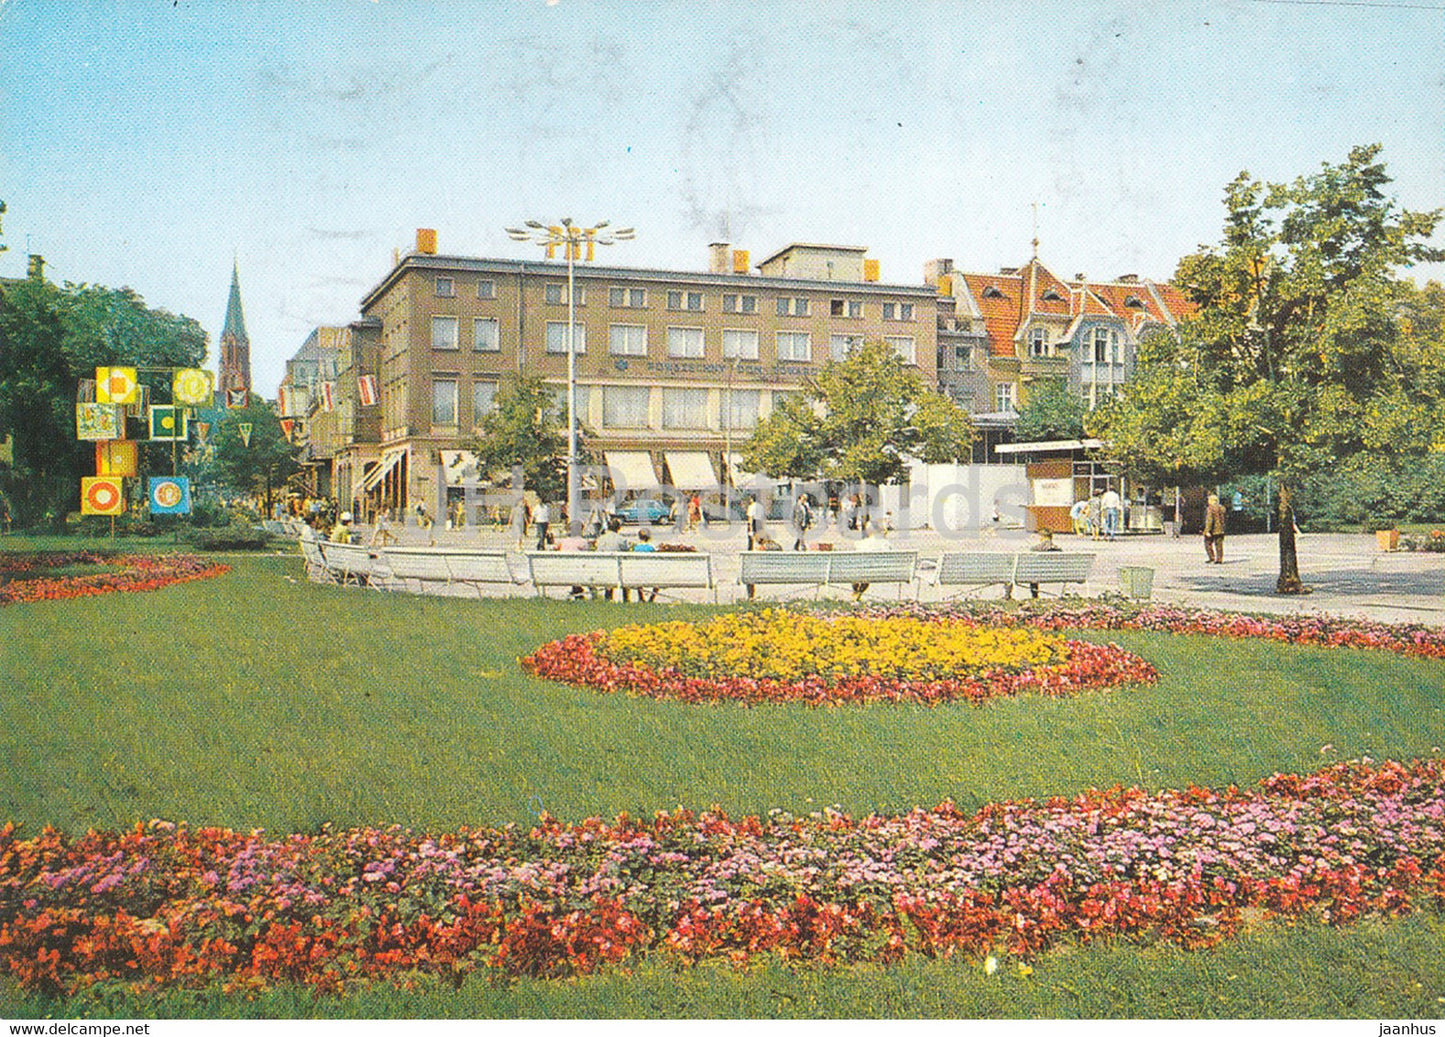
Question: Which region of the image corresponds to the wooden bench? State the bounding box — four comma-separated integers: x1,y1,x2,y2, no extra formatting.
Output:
737,550,918,599
934,553,1018,598
525,551,628,599
318,541,390,590
618,552,716,602
1010,552,1095,598
379,547,522,597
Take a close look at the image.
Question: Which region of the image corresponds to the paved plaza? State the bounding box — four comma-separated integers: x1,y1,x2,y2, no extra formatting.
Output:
339,517,1445,626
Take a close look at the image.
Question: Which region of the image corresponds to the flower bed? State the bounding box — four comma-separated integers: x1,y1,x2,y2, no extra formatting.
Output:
523,610,1156,706
3,758,1444,993
0,552,230,606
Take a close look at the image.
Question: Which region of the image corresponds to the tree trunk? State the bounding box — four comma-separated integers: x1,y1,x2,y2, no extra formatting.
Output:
1275,481,1305,594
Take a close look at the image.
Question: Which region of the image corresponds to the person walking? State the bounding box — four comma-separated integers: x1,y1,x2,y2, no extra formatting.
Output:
687,493,702,533
509,496,531,550
1203,493,1227,563
790,494,813,551
1086,491,1103,540
533,500,552,550
746,495,764,550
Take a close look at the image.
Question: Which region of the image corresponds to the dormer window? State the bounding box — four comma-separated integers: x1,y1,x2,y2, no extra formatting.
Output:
1028,327,1049,357
983,285,1004,300
1041,289,1063,302
1125,295,1145,309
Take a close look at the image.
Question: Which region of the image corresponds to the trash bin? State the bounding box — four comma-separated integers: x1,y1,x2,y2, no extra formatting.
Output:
1117,565,1155,600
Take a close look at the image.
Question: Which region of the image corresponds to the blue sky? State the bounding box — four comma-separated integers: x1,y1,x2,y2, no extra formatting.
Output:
2,0,1442,393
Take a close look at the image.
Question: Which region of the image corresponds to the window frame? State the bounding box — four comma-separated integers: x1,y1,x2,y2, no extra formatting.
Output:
885,335,917,365
434,276,455,298
471,380,498,424
608,323,649,357
776,330,812,362
431,376,459,426
430,315,460,351
722,328,760,360
666,325,705,359
544,320,587,355
473,317,500,353
477,279,496,300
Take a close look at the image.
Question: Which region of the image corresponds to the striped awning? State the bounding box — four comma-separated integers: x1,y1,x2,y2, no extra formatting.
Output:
362,448,405,492
664,451,719,489
604,451,659,492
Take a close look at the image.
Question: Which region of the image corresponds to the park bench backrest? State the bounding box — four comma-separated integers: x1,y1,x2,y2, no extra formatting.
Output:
936,553,1017,586
823,551,918,585
262,519,285,534
738,551,832,585
320,541,381,579
617,551,713,589
299,537,327,575
1011,552,1094,586
443,550,518,585
526,552,622,588
380,548,453,584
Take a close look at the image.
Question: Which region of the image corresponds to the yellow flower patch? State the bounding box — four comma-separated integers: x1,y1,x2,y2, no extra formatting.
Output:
597,609,1070,684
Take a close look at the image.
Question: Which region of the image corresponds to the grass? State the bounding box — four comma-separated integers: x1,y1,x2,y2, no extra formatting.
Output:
2,544,1444,1017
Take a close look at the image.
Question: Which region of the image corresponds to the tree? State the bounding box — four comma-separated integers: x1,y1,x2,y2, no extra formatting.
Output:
209,396,298,513
742,339,976,486
1094,145,1443,592
0,271,207,526
1015,378,1089,442
465,375,584,503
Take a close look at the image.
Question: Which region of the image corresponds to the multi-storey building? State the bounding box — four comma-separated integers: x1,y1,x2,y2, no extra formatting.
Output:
352,232,938,517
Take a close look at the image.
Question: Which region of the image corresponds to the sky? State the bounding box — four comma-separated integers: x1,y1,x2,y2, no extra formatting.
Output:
1,0,1442,394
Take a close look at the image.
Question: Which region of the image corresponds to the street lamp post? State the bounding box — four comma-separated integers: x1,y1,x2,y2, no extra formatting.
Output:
505,218,634,529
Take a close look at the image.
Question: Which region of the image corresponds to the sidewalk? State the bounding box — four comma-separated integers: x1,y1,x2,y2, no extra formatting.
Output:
359,519,1445,627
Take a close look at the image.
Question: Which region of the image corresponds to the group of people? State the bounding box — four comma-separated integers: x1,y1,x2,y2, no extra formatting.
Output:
552,517,660,601
1070,488,1126,540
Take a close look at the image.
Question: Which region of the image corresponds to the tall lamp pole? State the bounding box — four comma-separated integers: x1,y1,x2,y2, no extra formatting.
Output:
505,218,634,528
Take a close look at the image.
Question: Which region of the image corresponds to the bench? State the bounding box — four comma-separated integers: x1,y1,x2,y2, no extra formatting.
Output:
618,552,716,602
318,541,390,590
299,535,333,583
1010,552,1095,598
737,550,918,599
380,547,521,597
933,553,1018,598
526,551,629,599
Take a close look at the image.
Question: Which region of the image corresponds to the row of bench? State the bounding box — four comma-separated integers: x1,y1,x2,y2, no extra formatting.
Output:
299,538,1098,600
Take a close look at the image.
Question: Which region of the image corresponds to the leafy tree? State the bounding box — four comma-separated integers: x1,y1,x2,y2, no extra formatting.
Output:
465,375,586,503
1015,378,1089,442
0,271,206,527
209,396,298,513
1094,145,1443,592
742,339,975,486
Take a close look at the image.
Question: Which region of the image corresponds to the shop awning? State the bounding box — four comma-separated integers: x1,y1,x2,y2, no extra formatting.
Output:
664,451,719,489
604,451,659,492
727,453,776,489
362,448,405,492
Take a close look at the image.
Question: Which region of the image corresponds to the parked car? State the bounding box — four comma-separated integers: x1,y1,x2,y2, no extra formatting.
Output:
614,497,672,526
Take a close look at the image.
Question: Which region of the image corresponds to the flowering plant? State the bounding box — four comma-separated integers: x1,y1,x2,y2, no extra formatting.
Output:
3,758,1444,993
524,610,1155,706
0,552,229,606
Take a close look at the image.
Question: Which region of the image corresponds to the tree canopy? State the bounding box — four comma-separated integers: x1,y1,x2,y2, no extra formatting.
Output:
465,375,585,503
208,395,298,511
742,339,976,486
1093,144,1443,591
1015,378,1089,443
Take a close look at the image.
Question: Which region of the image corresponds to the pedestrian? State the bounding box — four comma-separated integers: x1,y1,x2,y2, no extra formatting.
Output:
746,495,764,550
1203,493,1227,563
1087,491,1103,540
329,511,355,544
370,507,397,547
687,493,702,533
509,496,530,550
1101,486,1123,540
1070,498,1089,536
415,501,436,546
842,494,858,532
791,494,813,551
533,500,552,550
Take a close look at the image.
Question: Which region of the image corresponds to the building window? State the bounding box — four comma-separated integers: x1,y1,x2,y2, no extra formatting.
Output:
829,333,862,361
661,387,709,429
608,324,648,356
883,301,915,321
722,328,759,360
544,283,583,305
602,384,650,428
955,344,973,371
432,378,458,426
776,331,811,362
723,293,758,314
667,326,704,358
667,289,704,311
435,277,455,298
849,300,863,318
995,382,1017,413
431,316,459,350
609,286,646,308
545,321,587,354
830,299,845,317
886,335,916,364
775,297,809,317
1092,327,1115,363
472,381,498,423
1029,327,1048,357
725,388,761,430
473,318,500,352
553,383,590,421
477,279,496,300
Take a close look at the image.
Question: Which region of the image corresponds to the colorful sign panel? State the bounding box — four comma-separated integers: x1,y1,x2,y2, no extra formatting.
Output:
148,476,192,515
172,368,214,406
226,389,248,409
95,440,138,478
237,423,253,447
149,405,189,441
81,476,125,516
95,367,139,405
76,403,123,441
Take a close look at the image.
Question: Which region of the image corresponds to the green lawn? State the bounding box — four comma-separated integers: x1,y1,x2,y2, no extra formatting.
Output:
2,546,1444,1017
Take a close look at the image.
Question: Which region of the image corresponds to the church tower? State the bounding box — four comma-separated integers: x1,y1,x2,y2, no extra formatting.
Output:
218,261,252,405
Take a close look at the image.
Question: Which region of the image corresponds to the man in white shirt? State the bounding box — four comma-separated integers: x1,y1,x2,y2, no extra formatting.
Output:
1100,488,1123,540
533,501,552,549
745,496,764,550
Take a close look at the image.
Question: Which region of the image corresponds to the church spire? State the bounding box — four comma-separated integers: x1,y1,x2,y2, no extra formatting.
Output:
218,260,253,403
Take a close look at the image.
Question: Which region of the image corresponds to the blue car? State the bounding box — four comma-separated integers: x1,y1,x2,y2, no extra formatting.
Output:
614,498,672,525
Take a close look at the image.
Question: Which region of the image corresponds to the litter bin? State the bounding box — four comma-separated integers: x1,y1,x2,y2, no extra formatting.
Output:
1117,565,1155,600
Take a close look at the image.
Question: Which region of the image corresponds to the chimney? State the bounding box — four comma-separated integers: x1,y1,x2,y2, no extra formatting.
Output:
732,249,750,274
863,258,880,283
1116,273,1139,283
26,254,44,280
923,258,954,286
709,242,731,274
416,228,438,255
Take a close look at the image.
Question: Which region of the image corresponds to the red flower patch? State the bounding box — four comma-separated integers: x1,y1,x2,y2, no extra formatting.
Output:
0,552,229,606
